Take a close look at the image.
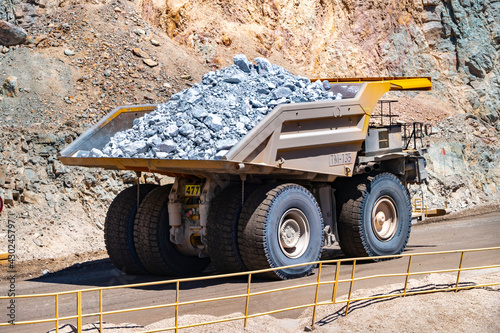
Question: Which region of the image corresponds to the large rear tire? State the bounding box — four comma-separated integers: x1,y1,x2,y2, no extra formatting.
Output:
238,184,324,280
104,184,159,274
206,185,256,274
337,173,411,258
134,185,210,276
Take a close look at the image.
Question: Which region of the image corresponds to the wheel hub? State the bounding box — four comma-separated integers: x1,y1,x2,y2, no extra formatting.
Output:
280,219,301,248
278,208,310,259
371,196,398,241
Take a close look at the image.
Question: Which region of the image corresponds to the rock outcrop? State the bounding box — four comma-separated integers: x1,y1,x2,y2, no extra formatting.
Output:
0,0,15,22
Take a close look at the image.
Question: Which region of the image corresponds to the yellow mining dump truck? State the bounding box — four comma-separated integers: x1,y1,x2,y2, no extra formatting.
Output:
59,77,431,279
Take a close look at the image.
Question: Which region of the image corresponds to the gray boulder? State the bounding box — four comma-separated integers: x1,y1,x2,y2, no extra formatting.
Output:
0,20,26,46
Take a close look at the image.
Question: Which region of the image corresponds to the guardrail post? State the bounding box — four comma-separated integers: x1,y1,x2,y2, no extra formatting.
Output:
455,251,465,292
311,263,322,328
99,289,103,333
55,294,59,333
244,274,252,328
332,261,340,303
403,255,413,296
175,281,180,333
345,260,356,316
77,291,82,333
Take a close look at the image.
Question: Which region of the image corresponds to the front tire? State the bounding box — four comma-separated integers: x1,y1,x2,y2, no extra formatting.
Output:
337,173,411,258
238,184,324,280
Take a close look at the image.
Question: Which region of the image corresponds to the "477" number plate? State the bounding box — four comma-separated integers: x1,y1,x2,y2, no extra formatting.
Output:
185,185,201,196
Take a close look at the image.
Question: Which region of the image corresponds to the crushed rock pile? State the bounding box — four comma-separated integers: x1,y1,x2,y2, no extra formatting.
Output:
90,55,341,160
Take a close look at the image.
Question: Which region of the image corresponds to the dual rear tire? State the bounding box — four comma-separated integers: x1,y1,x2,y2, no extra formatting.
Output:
105,185,209,276
205,183,324,279
237,184,324,279
104,184,158,274
106,182,324,280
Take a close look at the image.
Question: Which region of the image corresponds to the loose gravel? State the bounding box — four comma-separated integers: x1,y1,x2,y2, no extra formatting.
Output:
95,55,341,160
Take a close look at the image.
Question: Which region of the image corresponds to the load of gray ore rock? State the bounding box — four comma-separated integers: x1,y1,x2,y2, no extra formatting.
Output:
90,55,342,160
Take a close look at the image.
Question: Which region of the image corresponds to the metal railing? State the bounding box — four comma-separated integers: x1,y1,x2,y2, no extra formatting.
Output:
0,253,8,265
412,197,428,215
1,247,499,332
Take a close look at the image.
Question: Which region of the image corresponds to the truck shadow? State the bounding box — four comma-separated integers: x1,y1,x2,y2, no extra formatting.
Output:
28,258,290,291
29,245,438,291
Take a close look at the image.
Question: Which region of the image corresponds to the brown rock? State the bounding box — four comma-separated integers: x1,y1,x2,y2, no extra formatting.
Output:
3,177,15,189
3,189,14,206
21,191,39,204
26,35,35,44
221,35,232,46
143,58,158,67
2,76,18,97
14,8,24,19
0,165,5,186
34,35,47,45
0,20,27,46
132,47,149,58
52,161,68,176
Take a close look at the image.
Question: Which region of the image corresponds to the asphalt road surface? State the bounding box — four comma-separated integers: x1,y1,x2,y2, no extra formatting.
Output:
1,211,499,332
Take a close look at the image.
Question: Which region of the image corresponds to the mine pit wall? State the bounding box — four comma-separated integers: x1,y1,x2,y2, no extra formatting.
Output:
139,0,499,121
0,129,172,262
410,114,500,212
421,142,500,212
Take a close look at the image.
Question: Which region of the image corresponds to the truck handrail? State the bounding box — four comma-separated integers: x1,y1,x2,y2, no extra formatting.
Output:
312,77,432,91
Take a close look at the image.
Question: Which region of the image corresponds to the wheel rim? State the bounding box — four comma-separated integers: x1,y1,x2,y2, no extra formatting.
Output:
371,196,398,241
278,208,310,259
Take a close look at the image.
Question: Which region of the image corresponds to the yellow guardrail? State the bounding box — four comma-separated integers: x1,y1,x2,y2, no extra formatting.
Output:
412,198,428,215
1,247,499,332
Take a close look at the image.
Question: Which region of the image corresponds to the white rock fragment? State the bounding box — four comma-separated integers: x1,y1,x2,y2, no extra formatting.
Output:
89,148,104,157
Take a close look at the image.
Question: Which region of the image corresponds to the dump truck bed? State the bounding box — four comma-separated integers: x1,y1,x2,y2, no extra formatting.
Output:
58,77,431,181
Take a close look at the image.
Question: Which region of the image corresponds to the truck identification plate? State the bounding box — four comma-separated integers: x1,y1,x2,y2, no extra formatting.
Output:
329,152,353,166
185,185,201,196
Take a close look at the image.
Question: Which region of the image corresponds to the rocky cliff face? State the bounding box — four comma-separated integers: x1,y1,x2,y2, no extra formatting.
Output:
412,114,500,212
142,0,499,121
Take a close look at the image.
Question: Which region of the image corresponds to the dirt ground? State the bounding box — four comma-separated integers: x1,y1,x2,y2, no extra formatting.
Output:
51,269,500,333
